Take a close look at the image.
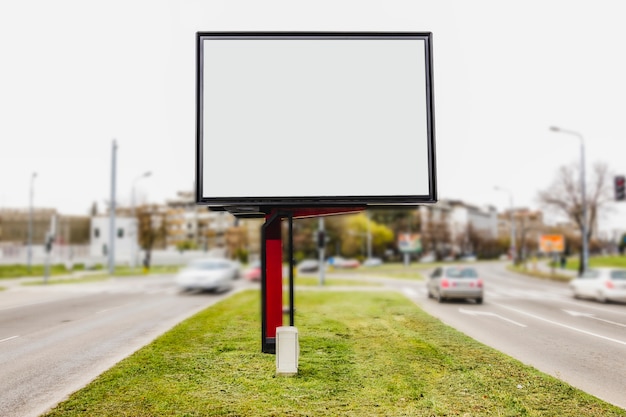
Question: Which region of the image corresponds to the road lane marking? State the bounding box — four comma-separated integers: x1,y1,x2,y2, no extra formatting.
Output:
494,303,626,347
563,310,626,328
459,308,527,327
402,288,420,298
0,335,19,344
96,302,133,314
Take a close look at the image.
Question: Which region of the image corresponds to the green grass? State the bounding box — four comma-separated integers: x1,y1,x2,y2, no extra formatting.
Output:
19,265,182,286
43,290,624,417
109,265,182,276
327,262,426,280
21,275,112,286
507,264,573,282
0,263,99,279
290,276,381,286
511,255,626,281
567,255,626,270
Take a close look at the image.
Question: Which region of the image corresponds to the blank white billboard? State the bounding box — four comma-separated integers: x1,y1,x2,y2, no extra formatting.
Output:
196,32,436,209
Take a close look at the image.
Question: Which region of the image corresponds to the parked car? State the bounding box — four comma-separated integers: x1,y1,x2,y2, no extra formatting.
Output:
244,260,261,282
363,257,383,267
460,254,477,262
175,258,240,292
297,259,321,273
569,268,626,303
330,256,360,268
419,253,436,263
427,266,483,303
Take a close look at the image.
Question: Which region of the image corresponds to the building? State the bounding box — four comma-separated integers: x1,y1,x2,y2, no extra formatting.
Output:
90,216,135,263
419,199,498,257
0,208,90,263
163,191,265,260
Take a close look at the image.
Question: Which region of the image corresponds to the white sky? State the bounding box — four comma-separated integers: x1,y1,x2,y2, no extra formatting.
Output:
1,0,626,235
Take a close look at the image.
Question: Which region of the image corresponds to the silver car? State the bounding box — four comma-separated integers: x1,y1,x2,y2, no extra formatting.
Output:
569,268,626,303
427,266,484,304
175,258,240,292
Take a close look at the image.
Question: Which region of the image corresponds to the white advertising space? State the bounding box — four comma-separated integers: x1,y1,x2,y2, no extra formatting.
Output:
199,35,433,202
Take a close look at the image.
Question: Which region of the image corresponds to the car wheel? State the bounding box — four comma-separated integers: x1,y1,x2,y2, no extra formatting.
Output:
437,292,445,303
476,297,483,304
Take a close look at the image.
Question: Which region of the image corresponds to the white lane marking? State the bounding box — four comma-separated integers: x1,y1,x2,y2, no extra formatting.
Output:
402,288,420,298
563,310,626,328
96,302,133,314
0,335,19,344
459,308,527,327
494,303,626,347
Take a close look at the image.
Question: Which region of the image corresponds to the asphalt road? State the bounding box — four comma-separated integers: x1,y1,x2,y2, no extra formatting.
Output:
0,275,256,417
2,264,625,414
395,262,626,410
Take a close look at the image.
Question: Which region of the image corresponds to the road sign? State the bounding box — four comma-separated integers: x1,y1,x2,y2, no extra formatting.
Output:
398,233,421,253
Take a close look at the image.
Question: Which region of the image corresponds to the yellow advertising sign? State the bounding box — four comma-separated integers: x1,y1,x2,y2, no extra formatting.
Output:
539,234,565,253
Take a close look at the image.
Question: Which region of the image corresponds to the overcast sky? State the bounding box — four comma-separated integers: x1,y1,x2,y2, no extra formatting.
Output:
1,0,625,235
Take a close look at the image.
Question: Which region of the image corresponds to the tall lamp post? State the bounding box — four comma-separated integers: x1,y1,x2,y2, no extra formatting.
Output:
131,171,152,269
549,126,588,273
27,172,37,273
494,186,516,262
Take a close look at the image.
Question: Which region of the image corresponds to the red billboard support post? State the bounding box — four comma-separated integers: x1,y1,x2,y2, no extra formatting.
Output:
260,207,364,353
261,211,283,354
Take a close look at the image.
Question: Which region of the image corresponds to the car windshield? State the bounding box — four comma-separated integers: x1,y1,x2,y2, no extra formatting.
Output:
610,270,626,280
445,268,478,278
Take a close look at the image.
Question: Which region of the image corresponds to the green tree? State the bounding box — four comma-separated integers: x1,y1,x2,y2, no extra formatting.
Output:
340,213,394,259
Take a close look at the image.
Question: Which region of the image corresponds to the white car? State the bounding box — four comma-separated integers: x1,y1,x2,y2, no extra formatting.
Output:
363,257,383,267
427,266,484,304
175,258,240,292
569,268,626,303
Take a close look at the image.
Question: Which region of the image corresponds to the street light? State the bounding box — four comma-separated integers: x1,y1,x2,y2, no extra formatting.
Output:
27,172,37,273
131,171,152,269
549,126,588,273
494,186,516,262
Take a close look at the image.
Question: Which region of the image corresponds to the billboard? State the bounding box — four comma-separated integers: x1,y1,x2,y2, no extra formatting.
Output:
196,32,436,212
398,233,422,253
539,234,565,253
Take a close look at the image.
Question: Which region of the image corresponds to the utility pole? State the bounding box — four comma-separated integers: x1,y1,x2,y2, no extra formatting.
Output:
27,172,37,273
108,140,117,275
549,126,588,273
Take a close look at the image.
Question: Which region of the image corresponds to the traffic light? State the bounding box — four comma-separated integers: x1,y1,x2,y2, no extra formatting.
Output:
615,175,626,201
317,230,326,249
45,233,54,253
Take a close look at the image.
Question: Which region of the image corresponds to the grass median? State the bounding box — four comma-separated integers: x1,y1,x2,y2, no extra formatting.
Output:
43,290,623,416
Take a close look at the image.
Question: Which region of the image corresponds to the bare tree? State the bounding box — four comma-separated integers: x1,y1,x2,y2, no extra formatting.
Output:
136,204,168,270
537,162,613,274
